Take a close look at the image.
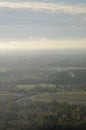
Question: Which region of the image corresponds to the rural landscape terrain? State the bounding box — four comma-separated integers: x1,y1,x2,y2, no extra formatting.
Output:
0,0,86,129
0,51,86,130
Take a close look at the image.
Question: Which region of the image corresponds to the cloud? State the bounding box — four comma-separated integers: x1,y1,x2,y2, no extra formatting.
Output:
82,17,86,21
0,38,86,51
0,2,86,14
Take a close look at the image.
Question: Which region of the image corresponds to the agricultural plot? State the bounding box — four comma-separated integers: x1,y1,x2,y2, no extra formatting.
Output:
0,91,22,104
33,91,86,104
16,84,35,90
16,84,86,104
0,94,14,103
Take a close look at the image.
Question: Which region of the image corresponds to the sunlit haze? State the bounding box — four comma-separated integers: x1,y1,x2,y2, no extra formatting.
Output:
0,0,86,51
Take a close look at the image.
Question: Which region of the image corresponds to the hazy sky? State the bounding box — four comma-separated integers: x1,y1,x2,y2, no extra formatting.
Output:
0,0,86,51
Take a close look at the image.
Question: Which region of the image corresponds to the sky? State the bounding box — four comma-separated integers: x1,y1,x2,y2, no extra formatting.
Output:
0,0,86,51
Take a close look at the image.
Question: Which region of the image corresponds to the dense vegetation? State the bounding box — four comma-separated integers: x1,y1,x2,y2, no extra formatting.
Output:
0,101,86,130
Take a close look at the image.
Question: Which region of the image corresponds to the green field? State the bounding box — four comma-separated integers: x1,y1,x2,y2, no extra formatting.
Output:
33,91,86,104
0,94,15,103
0,92,22,104
16,84,35,89
16,84,86,104
16,84,56,89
